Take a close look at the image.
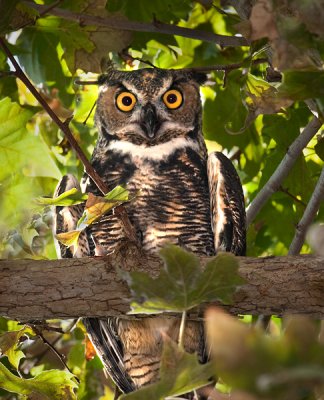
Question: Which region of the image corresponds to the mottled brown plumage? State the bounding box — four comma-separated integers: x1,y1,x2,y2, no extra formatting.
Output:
54,68,246,398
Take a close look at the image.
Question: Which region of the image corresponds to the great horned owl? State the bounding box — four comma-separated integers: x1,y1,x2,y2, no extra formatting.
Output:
54,68,246,398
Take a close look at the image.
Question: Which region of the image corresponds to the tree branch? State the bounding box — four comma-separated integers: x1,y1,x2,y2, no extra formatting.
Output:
0,36,138,244
288,168,324,255
246,116,322,226
0,250,323,319
22,1,249,47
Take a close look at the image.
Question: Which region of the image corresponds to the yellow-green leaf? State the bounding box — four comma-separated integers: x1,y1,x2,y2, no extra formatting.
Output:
55,230,81,249
0,326,34,369
36,188,88,206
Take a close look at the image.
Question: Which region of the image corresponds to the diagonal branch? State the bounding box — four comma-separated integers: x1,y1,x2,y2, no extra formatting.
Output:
246,116,322,226
0,37,138,243
288,167,324,255
22,0,249,47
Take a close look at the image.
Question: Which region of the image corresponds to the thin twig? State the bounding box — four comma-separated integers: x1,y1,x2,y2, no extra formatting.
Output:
0,37,138,243
246,116,322,226
22,0,249,47
28,320,77,368
279,186,307,208
32,326,79,382
288,168,324,255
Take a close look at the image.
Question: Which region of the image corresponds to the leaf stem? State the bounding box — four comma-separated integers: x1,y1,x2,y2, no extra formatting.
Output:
178,310,187,349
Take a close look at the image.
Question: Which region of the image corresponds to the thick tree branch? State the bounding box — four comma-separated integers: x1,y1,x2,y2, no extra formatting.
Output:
246,117,322,226
0,250,323,320
288,168,324,255
23,1,249,47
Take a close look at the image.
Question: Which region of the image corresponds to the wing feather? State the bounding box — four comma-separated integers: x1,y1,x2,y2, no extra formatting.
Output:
207,152,246,256
83,318,135,393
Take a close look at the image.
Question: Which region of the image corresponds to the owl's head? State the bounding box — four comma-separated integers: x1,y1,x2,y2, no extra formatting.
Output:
95,68,207,145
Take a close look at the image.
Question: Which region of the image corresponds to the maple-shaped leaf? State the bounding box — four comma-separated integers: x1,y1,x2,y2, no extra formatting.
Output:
0,326,34,369
124,244,244,314
120,338,215,400
36,188,88,206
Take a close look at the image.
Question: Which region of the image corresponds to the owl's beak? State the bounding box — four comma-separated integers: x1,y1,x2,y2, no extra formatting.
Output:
141,103,160,139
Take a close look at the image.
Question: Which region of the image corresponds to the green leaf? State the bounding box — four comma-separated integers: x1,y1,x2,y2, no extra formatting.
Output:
125,244,243,314
315,136,324,161
36,188,88,206
279,70,324,101
120,339,215,400
104,185,130,202
192,253,244,305
0,326,34,369
244,74,293,117
16,24,72,100
58,2,132,74
0,362,78,399
106,0,191,23
0,98,61,181
0,0,19,34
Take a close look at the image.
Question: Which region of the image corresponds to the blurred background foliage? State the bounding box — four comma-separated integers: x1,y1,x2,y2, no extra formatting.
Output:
0,0,323,399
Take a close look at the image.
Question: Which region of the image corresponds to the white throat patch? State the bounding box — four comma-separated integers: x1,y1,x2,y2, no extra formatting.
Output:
107,137,200,161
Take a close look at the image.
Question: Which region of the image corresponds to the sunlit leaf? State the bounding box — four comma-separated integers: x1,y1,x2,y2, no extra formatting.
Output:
104,185,130,202
0,362,78,399
245,74,293,117
0,326,34,369
55,230,81,250
36,188,88,206
121,339,215,399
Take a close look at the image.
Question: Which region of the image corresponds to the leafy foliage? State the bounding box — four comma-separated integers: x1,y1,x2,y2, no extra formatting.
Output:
0,0,324,399
206,309,324,400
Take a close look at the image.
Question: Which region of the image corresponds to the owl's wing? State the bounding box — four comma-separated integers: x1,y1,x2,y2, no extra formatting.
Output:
207,152,246,256
83,318,135,393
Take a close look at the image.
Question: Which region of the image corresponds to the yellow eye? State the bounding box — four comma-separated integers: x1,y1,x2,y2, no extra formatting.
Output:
116,92,137,112
162,89,183,109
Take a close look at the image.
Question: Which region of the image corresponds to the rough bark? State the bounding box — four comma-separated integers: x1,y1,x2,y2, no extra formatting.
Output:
0,247,323,320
